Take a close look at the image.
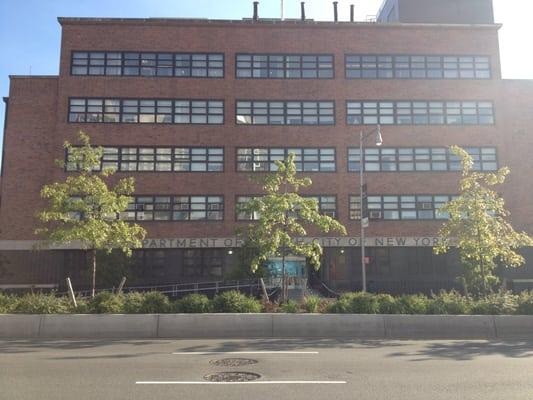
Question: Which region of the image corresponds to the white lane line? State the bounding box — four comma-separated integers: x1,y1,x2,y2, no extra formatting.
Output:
136,381,346,385
172,351,319,355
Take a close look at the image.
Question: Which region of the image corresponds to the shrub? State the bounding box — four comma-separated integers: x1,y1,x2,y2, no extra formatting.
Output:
397,294,429,314
280,300,300,313
89,291,125,313
517,291,533,315
427,290,471,315
0,292,15,313
176,294,212,313
327,292,379,314
470,292,518,315
138,291,170,313
122,292,145,313
212,290,262,313
304,295,321,313
12,292,72,314
376,294,399,314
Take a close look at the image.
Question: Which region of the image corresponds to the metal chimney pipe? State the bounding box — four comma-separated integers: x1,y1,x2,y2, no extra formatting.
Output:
253,1,259,21
350,4,354,22
333,1,338,22
301,2,306,21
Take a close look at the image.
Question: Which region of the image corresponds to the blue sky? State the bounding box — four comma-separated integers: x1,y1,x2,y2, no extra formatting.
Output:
1,0,532,167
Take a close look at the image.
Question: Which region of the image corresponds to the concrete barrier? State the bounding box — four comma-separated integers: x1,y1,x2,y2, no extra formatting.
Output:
0,315,41,338
273,314,385,338
385,315,496,339
494,315,533,339
1,314,532,339
158,314,273,338
39,314,158,338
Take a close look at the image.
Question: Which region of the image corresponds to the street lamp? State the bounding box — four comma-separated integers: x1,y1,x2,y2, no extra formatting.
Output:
359,125,383,292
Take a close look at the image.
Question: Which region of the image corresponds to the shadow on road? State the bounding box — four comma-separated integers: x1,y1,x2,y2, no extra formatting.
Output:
387,340,533,361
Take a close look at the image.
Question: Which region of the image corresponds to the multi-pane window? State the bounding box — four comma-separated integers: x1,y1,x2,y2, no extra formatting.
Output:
236,54,334,78
345,55,491,79
347,147,498,172
121,195,224,221
183,249,224,279
68,98,224,124
236,148,336,172
71,51,224,77
236,195,337,220
349,195,456,220
346,100,494,125
66,147,224,172
236,101,335,125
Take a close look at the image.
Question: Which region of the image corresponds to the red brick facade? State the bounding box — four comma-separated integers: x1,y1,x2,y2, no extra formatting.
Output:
1,18,532,291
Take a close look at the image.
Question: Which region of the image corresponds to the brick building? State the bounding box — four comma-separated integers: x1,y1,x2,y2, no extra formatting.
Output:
1,0,532,293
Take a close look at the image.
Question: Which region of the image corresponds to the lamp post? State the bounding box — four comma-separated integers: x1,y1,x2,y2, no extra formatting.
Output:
359,125,383,292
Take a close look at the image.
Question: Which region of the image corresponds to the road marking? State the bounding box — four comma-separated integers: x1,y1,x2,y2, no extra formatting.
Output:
172,351,319,355
136,380,346,385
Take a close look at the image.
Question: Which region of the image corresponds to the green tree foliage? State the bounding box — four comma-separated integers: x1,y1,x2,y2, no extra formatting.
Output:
434,146,533,295
239,153,346,301
35,131,146,297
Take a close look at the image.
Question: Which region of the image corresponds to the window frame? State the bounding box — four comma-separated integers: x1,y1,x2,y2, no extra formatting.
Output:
67,97,225,125
70,51,225,78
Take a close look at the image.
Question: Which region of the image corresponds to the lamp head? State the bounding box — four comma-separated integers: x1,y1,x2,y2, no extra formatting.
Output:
376,124,383,146
375,124,383,146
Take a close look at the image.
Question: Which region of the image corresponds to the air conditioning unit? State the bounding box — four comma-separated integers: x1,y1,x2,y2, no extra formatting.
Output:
369,211,382,219
421,202,433,209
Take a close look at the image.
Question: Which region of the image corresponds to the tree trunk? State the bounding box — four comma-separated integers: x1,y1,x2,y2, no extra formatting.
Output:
480,256,487,296
91,248,97,298
281,251,286,303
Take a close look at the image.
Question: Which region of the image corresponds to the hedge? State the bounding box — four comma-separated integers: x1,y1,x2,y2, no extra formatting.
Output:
2,290,533,315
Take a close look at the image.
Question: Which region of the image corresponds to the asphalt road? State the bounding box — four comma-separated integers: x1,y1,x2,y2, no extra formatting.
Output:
1,338,533,400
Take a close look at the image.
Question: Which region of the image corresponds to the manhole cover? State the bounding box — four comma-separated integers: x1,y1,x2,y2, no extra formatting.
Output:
209,358,258,367
203,372,261,382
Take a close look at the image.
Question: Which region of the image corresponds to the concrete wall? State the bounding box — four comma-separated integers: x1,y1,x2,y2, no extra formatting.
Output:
1,314,531,339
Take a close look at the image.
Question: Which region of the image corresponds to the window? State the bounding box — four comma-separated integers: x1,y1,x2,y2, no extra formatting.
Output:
68,98,224,124
236,196,261,220
345,54,490,79
66,146,224,173
236,195,337,220
71,51,224,77
236,54,334,79
183,249,224,279
349,195,456,220
348,147,498,172
346,100,494,125
121,195,224,221
236,101,334,125
236,148,335,172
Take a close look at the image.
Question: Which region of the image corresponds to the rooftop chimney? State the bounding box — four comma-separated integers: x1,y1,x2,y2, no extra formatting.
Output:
350,4,354,22
333,1,338,22
301,2,306,21
253,1,259,22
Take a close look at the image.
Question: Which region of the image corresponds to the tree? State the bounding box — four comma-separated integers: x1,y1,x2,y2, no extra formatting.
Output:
433,145,533,295
239,153,347,301
36,131,146,297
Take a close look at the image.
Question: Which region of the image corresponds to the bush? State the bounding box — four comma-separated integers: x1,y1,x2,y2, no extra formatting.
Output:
176,294,212,313
397,294,429,314
470,292,518,315
326,292,379,314
122,292,145,313
0,292,15,313
138,291,170,313
280,300,300,313
376,294,399,314
212,290,262,313
12,292,72,314
427,290,471,315
304,295,321,313
89,291,124,313
517,291,533,315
